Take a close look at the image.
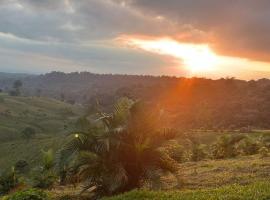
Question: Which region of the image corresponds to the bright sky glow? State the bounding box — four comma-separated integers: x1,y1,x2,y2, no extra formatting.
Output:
127,38,219,73
122,37,270,78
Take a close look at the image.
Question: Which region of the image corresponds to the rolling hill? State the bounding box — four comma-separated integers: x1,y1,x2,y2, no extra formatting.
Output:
0,93,83,170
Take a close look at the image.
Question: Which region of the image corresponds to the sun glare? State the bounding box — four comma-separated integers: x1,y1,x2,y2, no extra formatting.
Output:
126,38,219,73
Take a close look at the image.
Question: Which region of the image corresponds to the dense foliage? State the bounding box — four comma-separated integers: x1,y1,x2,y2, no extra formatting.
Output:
3,72,270,129
59,98,180,197
4,189,48,200
0,169,18,195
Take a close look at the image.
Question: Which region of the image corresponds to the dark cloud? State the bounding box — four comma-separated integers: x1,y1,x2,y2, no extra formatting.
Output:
0,0,270,76
120,0,270,61
0,0,172,42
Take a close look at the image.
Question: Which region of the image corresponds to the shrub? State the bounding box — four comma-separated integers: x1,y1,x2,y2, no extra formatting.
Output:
0,96,4,103
15,160,29,174
31,149,57,189
21,127,36,141
55,195,73,200
5,189,48,200
191,144,208,161
31,168,56,189
239,126,252,133
162,140,185,163
239,137,260,155
9,90,20,96
0,170,18,195
259,147,269,158
211,134,244,159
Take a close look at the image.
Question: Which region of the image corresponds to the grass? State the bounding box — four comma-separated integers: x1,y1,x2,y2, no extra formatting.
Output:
0,93,83,170
103,181,270,200
1,93,270,199
178,155,270,189
138,154,270,191
45,154,270,200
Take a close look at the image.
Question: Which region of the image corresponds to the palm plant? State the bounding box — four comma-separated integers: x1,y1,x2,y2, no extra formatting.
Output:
212,134,245,159
31,149,57,189
59,98,179,197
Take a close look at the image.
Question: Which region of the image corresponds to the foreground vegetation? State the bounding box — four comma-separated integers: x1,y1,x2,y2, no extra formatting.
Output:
0,89,270,199
103,181,270,200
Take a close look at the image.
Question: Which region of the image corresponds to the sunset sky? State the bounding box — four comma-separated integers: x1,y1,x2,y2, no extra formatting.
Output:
1,0,270,79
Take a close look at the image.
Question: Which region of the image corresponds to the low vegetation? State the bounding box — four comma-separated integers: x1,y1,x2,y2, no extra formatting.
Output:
103,182,270,200
0,93,82,170
0,90,270,199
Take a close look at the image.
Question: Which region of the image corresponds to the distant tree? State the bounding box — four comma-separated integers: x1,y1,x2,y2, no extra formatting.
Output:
9,90,19,96
67,99,75,105
21,127,36,141
36,89,42,97
13,80,23,89
0,96,4,103
0,89,2,93
9,80,23,96
60,93,65,102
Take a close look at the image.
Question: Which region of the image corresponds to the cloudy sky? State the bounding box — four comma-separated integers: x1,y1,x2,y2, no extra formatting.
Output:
1,0,270,79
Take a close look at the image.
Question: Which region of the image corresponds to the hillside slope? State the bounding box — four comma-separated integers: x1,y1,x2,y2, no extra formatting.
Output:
0,93,83,170
103,155,270,200
103,181,270,200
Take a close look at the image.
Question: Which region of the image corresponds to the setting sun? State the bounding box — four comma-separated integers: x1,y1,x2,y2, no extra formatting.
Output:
126,38,219,73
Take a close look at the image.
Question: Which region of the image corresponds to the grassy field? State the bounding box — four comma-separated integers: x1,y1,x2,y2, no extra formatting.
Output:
0,93,83,170
1,93,270,199
45,154,270,200
103,181,270,200
103,155,270,200
160,155,270,190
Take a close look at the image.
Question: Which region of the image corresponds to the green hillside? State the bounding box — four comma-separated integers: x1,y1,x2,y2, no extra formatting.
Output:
0,93,83,170
103,181,270,200
103,155,270,200
48,154,270,200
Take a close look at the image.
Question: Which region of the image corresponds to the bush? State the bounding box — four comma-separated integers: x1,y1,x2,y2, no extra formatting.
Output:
55,195,73,200
0,170,18,195
21,127,36,141
0,96,4,103
15,160,29,174
162,140,185,163
5,189,49,200
31,169,56,189
211,134,244,159
259,147,269,158
9,90,20,96
239,137,260,155
191,144,208,162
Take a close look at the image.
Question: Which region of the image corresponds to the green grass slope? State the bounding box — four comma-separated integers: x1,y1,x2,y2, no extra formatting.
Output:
104,181,270,200
103,154,270,200
0,93,83,170
138,155,270,191
48,154,270,199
